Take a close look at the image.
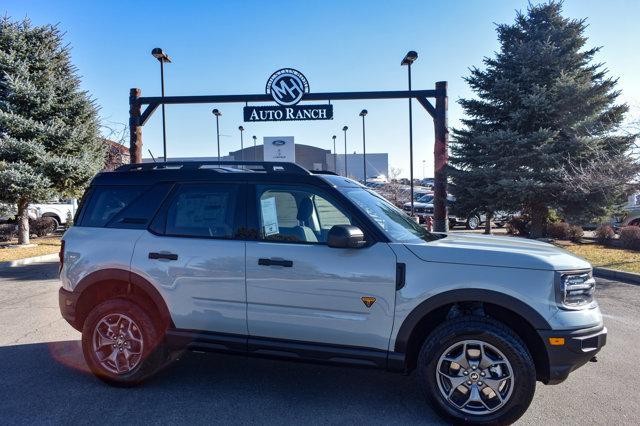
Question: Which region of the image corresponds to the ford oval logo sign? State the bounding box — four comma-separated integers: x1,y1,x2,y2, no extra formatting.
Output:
266,68,309,106
272,140,286,146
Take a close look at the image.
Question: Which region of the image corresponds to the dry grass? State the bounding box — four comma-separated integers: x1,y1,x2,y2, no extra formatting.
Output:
557,241,640,274
0,236,61,262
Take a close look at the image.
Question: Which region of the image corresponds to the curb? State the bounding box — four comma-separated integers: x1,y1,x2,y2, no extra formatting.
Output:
0,253,59,269
593,267,640,285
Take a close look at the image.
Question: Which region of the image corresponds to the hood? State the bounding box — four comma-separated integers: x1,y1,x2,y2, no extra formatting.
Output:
405,234,591,271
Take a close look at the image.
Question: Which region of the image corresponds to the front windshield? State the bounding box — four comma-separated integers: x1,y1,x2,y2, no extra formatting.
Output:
341,187,443,243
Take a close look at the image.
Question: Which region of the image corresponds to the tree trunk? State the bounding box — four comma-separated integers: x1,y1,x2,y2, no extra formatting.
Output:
529,204,548,239
484,212,493,235
17,198,30,245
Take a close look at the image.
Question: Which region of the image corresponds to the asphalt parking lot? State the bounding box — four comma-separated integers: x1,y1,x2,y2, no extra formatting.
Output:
1,261,638,425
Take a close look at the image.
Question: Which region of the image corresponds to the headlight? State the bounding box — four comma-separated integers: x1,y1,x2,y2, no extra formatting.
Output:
556,271,596,309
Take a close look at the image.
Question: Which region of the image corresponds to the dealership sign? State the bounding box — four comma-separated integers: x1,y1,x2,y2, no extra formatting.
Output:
263,136,295,162
243,68,333,122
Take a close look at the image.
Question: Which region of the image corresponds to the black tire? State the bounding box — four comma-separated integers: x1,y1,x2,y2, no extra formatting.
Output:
41,215,60,231
81,298,167,387
417,316,536,425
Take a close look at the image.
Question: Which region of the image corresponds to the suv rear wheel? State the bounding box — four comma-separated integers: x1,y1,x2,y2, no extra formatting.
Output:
81,298,166,387
417,316,535,425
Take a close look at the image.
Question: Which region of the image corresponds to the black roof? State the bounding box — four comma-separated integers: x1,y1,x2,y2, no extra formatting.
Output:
91,161,360,188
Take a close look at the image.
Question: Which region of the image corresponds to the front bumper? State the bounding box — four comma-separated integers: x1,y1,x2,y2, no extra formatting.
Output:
59,287,81,331
539,323,607,384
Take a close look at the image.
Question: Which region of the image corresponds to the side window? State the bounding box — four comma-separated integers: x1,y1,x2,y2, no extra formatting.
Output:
314,194,350,231
107,183,173,229
81,187,145,227
164,184,239,238
256,185,352,244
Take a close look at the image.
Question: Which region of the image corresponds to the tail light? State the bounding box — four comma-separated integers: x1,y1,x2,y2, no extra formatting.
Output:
59,240,65,271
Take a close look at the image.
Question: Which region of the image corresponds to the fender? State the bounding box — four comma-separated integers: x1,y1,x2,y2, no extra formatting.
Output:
74,268,173,328
394,288,551,353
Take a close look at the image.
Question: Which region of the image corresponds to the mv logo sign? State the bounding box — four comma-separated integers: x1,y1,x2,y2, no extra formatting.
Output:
244,68,333,122
266,69,309,106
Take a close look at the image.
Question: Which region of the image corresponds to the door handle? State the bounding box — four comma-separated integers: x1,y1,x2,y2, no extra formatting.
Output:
149,252,178,261
258,258,293,267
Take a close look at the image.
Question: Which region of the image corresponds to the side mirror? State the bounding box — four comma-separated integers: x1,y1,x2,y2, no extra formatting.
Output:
327,225,366,249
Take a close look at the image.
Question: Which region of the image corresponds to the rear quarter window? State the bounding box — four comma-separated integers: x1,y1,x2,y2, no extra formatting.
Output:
80,186,146,227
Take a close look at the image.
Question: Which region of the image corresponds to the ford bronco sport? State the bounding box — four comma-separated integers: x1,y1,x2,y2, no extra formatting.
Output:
59,161,606,424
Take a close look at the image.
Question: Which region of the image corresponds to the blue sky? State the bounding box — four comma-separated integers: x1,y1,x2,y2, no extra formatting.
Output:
3,0,639,177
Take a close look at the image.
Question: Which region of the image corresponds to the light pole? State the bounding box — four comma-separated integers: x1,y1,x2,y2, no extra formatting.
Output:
212,109,222,161
342,126,349,177
359,109,368,183
252,135,257,161
332,135,337,172
238,126,245,162
401,50,418,215
422,159,426,179
151,48,171,162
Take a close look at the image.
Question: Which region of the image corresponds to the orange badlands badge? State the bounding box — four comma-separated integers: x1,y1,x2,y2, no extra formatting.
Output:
361,296,376,308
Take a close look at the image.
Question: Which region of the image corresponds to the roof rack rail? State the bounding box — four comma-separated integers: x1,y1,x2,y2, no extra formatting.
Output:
310,170,338,175
115,161,310,175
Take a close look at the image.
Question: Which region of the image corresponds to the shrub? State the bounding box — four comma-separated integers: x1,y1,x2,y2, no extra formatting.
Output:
64,211,74,229
619,226,640,251
595,224,615,244
0,223,17,242
546,222,571,240
29,217,57,237
568,225,584,243
507,215,530,236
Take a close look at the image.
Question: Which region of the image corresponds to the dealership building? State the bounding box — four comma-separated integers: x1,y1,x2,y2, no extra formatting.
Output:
228,137,388,181
145,137,389,181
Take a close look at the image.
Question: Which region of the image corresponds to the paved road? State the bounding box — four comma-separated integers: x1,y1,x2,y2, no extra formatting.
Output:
1,262,638,425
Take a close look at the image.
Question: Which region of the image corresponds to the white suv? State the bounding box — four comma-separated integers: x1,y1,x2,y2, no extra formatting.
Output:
59,161,606,425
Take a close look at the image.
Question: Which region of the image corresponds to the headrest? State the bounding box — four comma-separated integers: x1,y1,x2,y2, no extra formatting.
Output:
297,197,314,222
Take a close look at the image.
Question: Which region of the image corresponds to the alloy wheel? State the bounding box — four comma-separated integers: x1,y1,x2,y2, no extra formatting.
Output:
92,313,144,375
435,340,514,415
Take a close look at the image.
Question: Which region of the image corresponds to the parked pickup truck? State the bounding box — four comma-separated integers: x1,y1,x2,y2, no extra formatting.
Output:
28,199,77,227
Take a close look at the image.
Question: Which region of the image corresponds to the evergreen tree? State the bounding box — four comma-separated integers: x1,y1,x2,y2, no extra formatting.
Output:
450,1,638,238
0,17,104,244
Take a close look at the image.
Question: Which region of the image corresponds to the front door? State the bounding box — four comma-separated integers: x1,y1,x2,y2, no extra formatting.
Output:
131,182,247,335
245,183,397,351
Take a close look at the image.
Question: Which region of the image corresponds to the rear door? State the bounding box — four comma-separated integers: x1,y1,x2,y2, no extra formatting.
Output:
131,182,247,335
245,183,397,351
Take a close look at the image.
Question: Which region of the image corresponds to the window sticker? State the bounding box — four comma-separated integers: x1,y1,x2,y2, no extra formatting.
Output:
260,196,279,236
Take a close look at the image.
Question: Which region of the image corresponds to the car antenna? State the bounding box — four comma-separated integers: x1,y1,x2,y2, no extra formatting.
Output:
147,149,156,163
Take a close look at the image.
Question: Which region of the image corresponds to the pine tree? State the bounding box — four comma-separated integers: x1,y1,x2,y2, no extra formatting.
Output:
0,17,105,244
450,1,638,238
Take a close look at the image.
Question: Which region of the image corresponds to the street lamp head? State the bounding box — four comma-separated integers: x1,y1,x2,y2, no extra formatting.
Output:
342,126,348,131
332,135,336,140
401,50,418,66
239,126,244,131
151,47,172,63
212,108,222,117
252,135,257,140
359,109,368,117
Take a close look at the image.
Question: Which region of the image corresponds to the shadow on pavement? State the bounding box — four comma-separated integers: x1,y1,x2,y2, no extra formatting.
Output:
0,340,444,424
0,261,59,282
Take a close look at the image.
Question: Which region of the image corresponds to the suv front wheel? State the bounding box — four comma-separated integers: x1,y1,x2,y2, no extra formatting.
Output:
81,298,166,387
417,316,536,425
